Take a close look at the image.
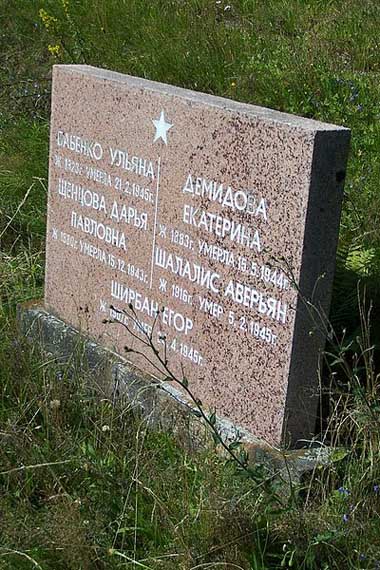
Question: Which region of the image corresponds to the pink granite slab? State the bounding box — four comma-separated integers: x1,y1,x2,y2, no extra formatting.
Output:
45,65,350,446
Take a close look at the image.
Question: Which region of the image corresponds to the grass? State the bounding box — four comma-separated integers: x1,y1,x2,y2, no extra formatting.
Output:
1,0,380,568
0,332,286,569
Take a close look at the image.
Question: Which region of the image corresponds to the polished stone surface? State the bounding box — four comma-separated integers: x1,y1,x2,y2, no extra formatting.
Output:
45,65,350,445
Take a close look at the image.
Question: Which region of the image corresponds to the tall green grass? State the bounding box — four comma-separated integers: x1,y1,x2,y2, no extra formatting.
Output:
0,334,279,570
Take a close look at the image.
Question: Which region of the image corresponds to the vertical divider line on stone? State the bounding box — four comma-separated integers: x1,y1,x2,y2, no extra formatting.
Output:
149,156,161,289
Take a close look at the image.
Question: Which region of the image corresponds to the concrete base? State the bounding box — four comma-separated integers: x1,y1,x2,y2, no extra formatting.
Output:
18,301,338,486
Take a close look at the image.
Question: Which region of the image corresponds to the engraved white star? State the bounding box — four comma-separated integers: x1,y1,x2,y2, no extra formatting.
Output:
152,111,173,145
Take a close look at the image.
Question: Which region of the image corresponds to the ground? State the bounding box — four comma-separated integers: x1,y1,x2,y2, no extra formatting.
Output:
0,1,380,568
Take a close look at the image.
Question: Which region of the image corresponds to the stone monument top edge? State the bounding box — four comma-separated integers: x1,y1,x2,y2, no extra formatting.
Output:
53,64,350,135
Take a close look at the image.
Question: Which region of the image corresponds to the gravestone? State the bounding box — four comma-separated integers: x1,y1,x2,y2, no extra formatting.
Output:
44,64,350,446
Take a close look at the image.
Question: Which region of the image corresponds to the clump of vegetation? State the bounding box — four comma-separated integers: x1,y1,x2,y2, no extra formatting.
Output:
0,331,282,569
1,0,380,568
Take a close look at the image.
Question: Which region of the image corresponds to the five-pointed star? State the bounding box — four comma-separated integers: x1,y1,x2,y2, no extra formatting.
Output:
152,111,173,145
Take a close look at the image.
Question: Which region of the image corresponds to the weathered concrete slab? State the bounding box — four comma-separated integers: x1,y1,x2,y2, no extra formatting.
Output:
18,301,344,488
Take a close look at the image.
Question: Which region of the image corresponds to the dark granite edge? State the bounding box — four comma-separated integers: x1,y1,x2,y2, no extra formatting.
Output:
283,129,351,445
